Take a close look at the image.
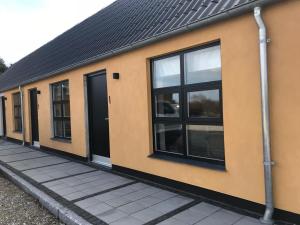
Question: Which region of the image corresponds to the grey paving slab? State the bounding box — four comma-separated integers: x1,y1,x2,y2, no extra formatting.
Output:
149,196,193,213
23,162,96,183
61,191,87,200
158,218,187,225
0,147,34,156
44,170,133,200
117,201,145,214
131,207,165,223
0,151,49,162
150,189,178,200
157,202,220,225
0,145,24,150
110,216,144,225
76,182,193,224
97,209,128,224
130,196,193,223
0,141,15,145
77,183,163,210
85,203,113,215
195,209,244,225
122,186,162,202
8,156,69,171
233,216,265,225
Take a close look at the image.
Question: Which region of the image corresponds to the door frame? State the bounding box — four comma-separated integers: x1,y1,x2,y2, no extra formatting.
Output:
84,69,111,167
29,88,40,147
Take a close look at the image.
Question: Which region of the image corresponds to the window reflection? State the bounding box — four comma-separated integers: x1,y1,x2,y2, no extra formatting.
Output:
188,90,220,118
155,93,180,117
155,124,184,154
153,56,181,88
185,45,221,84
187,125,224,161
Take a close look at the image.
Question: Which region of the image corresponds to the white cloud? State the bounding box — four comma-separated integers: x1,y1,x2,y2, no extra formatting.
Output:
0,0,116,65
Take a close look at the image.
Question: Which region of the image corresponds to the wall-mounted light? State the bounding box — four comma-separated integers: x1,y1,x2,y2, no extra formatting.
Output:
113,73,120,80
37,90,41,94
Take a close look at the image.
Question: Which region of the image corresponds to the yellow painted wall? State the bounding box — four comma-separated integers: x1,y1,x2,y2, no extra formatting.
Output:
2,1,300,214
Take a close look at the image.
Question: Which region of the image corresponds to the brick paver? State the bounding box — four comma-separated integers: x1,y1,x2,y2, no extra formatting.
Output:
0,140,267,225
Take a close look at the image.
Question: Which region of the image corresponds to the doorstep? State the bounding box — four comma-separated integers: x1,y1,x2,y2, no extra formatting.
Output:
0,140,286,225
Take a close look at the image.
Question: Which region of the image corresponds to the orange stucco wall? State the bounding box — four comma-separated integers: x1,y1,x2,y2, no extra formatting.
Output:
2,1,300,215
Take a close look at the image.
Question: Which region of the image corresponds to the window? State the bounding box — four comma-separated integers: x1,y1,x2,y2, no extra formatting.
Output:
51,81,71,139
151,43,224,166
13,92,22,132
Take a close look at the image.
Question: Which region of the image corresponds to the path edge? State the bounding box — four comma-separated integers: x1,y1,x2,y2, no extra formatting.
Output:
0,164,92,225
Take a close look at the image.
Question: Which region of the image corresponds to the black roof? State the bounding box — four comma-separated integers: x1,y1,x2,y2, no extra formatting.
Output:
0,0,275,91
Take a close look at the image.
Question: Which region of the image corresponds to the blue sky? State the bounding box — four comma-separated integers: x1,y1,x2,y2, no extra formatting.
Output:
0,0,116,65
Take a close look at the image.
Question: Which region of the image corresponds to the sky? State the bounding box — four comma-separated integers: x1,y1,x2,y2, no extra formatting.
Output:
0,0,116,65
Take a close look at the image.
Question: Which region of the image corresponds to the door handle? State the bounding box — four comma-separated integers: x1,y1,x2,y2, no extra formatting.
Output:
105,118,109,121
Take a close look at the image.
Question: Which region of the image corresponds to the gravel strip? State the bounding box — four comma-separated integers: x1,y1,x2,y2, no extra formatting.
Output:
0,173,64,225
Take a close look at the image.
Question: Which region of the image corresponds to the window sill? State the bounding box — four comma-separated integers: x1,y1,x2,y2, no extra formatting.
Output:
148,153,226,171
50,137,72,143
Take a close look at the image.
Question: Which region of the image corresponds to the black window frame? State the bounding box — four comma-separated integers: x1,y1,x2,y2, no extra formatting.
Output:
13,92,22,132
150,42,225,166
51,80,71,140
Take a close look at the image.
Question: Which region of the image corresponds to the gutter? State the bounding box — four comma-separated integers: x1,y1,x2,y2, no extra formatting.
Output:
254,7,274,225
19,86,26,146
0,0,280,92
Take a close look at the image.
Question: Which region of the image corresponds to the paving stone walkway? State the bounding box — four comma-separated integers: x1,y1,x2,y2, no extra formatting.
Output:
0,140,267,225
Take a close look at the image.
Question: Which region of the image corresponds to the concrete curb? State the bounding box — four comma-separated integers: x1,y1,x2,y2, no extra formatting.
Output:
0,164,92,225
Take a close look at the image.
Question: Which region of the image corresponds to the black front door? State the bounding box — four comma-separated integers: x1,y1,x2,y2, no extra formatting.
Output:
1,97,6,137
30,89,39,144
87,71,110,158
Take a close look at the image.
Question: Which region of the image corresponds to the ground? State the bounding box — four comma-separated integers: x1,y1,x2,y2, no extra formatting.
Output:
0,173,63,225
0,141,285,225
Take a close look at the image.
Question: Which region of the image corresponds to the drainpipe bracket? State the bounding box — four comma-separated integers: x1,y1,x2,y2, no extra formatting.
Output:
263,161,275,166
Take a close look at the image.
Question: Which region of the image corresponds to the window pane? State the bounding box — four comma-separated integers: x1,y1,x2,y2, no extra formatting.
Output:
153,56,180,88
52,84,62,101
18,119,22,131
63,102,70,117
14,107,21,117
62,82,69,100
184,45,221,84
54,120,63,137
63,120,71,138
14,119,18,131
155,93,180,118
188,90,221,119
155,123,183,154
187,125,224,161
13,93,21,105
15,118,22,131
53,103,62,117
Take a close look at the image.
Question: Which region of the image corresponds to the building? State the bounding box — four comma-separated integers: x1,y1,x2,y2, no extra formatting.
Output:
0,0,299,224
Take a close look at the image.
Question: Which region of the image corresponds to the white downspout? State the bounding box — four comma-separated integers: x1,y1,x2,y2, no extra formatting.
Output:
19,86,25,146
254,7,274,225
